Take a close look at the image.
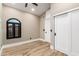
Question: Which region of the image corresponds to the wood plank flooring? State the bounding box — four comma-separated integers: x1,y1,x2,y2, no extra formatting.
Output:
1,40,65,56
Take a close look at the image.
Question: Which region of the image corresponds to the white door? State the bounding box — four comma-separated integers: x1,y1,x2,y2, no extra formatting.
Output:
40,16,45,39
45,18,51,42
0,18,2,49
71,10,79,56
0,4,2,49
55,13,71,55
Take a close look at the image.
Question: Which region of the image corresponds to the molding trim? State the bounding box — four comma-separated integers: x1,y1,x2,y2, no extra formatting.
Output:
53,7,79,16
71,52,79,56
2,38,43,49
2,38,50,49
50,45,54,49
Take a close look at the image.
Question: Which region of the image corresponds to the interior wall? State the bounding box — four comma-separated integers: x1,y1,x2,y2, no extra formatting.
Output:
51,3,79,15
0,3,2,48
3,3,79,45
2,5,40,45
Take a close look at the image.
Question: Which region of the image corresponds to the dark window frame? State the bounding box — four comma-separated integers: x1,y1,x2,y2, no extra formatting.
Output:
7,18,21,39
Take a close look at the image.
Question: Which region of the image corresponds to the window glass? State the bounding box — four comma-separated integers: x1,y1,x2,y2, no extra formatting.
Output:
7,18,21,39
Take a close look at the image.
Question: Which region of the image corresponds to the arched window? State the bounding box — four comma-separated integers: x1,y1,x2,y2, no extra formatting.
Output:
7,18,21,39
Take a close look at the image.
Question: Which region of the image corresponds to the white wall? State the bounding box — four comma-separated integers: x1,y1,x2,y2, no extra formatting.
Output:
2,5,40,45
51,3,79,15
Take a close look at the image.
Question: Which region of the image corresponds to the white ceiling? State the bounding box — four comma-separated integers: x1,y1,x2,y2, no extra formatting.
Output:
3,3,50,16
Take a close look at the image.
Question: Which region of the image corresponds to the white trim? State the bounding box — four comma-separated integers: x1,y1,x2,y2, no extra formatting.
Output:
50,45,54,49
2,38,49,49
53,7,79,16
2,38,42,48
71,52,79,56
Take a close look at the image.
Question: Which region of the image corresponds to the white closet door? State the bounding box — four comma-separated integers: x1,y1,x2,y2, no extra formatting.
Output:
55,13,71,55
44,10,51,43
71,10,79,56
0,18,2,49
45,18,51,42
0,4,2,49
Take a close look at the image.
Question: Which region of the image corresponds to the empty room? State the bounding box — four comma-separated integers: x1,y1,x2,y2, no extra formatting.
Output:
0,3,79,56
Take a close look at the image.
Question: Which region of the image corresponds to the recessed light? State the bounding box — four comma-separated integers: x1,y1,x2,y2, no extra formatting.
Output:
31,8,35,11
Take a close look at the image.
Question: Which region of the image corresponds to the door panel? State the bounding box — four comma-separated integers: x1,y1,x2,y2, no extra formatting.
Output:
71,10,79,55
55,13,71,55
0,18,2,49
0,4,2,49
45,18,51,42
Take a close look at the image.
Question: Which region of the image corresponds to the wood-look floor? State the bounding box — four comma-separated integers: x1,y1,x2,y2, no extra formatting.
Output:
2,40,65,56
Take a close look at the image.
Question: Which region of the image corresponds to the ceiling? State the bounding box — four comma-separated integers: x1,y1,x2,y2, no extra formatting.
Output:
3,3,50,16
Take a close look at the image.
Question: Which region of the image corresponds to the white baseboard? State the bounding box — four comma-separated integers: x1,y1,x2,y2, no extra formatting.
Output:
70,52,79,56
2,38,49,49
50,45,54,49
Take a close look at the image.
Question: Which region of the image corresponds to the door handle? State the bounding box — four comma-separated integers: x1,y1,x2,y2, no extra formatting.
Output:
54,33,56,36
50,29,52,32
